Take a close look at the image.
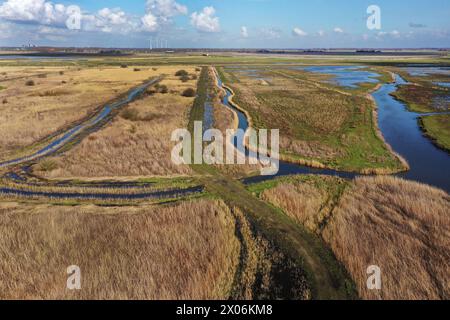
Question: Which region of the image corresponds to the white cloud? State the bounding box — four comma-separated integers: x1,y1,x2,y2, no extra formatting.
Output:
0,0,187,35
260,27,282,39
191,6,220,33
146,0,187,22
376,30,402,39
98,8,127,26
241,26,248,38
391,30,400,38
0,0,72,26
334,27,344,33
141,12,159,32
292,27,307,37
141,0,188,32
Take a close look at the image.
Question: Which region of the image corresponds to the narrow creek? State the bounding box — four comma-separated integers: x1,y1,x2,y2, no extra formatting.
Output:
216,68,450,193
0,77,161,168
0,77,205,200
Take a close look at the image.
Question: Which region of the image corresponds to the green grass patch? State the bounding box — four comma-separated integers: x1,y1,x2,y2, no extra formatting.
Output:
420,114,450,152
229,71,403,173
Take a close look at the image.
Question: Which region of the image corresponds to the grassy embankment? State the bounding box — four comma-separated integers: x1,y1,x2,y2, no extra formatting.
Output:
389,68,450,152
187,67,357,300
219,66,405,174
249,175,450,300
420,115,450,152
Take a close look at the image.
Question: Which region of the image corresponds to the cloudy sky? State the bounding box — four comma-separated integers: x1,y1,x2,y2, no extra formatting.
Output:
0,0,449,48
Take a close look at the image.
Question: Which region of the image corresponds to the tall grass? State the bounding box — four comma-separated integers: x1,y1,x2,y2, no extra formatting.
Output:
0,199,240,299
257,175,449,300
322,176,450,300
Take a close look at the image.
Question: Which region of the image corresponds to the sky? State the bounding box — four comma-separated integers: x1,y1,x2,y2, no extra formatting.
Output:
0,0,449,48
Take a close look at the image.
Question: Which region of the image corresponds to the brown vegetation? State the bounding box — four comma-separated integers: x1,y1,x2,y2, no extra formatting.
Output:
0,199,240,299
36,67,200,179
323,176,449,300
0,66,170,162
260,175,450,300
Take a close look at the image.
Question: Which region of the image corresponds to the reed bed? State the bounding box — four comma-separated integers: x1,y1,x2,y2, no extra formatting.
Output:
0,199,240,299
35,68,200,179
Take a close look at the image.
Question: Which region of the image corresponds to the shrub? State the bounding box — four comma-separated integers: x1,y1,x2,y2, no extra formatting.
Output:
182,88,196,97
180,75,190,82
120,64,128,68
2,98,7,104
121,108,140,121
195,68,201,72
134,68,141,72
191,74,198,80
159,85,169,94
25,80,35,86
129,125,137,134
152,68,158,71
39,160,58,172
59,71,64,75
175,70,189,77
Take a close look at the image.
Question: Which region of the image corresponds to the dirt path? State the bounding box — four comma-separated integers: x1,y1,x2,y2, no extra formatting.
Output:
188,68,356,299
194,167,356,299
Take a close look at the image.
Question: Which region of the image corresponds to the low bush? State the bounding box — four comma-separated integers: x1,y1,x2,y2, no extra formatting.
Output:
25,80,35,86
39,160,58,172
180,75,190,83
175,70,189,77
181,88,196,97
159,85,169,94
121,108,140,121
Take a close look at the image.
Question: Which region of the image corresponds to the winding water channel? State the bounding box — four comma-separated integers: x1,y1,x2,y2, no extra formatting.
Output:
218,67,450,193
1,66,449,200
0,77,204,200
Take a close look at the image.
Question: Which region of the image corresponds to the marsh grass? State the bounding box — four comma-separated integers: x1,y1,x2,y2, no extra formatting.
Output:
323,176,450,300
36,67,199,179
0,199,240,299
419,114,450,152
255,174,450,300
222,66,404,173
0,66,170,161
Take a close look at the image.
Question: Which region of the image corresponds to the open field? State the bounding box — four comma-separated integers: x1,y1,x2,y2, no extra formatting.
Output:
1,52,449,68
0,52,449,301
0,65,164,162
32,66,199,179
0,199,240,299
251,175,450,300
219,66,404,173
420,114,450,152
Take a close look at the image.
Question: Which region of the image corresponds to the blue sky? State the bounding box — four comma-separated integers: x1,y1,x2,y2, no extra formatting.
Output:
0,0,449,48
